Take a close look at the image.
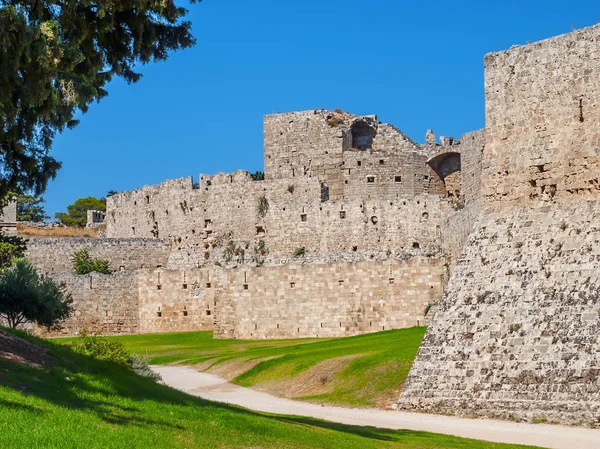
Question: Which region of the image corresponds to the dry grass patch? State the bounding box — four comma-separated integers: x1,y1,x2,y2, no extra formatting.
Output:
17,224,101,238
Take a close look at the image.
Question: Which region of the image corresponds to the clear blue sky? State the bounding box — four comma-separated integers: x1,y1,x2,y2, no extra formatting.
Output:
43,0,600,217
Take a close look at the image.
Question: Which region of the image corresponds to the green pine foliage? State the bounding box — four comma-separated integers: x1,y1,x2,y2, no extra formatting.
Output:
55,197,106,227
0,258,72,328
71,248,110,275
0,0,200,200
16,194,49,222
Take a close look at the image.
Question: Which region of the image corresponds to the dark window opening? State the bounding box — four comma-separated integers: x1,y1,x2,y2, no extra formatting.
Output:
256,226,265,235
412,242,420,249
395,176,402,183
367,176,375,183
206,282,211,288
301,214,307,222
357,161,362,167
379,159,384,165
340,211,346,219
243,284,249,290
290,282,295,288
183,310,188,317
351,121,376,150
423,175,429,181
206,310,211,316
182,284,188,289
157,285,162,290
204,219,212,228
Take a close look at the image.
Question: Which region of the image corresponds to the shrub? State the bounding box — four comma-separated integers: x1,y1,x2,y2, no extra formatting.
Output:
72,331,162,381
72,248,110,275
129,355,162,381
294,247,305,257
251,171,264,181
0,234,27,269
71,330,130,365
0,258,72,329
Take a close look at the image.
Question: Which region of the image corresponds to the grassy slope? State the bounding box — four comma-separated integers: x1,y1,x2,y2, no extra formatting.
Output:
102,327,423,407
0,329,542,449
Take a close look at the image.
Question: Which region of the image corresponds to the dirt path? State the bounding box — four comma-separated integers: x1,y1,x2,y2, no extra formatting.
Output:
153,365,600,449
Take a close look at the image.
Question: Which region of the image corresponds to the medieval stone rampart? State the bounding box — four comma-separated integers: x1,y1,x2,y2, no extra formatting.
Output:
41,271,140,337
38,258,441,339
25,238,171,274
398,24,600,425
214,258,443,340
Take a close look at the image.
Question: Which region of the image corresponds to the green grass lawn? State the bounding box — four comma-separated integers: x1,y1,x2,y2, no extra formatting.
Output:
1,329,543,449
94,327,425,407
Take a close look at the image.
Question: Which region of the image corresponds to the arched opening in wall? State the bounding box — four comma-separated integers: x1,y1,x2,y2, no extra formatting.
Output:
426,152,461,199
351,121,376,150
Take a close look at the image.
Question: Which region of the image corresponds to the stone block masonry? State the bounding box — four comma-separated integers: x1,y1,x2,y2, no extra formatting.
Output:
36,258,442,339
214,258,443,340
25,238,171,274
40,271,140,337
398,24,600,425
24,18,600,428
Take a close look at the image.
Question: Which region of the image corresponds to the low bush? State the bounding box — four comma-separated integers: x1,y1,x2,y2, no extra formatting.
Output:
72,248,110,275
71,331,162,381
71,331,130,365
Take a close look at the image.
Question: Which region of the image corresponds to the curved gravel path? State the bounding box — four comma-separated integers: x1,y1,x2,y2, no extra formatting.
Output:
153,365,600,449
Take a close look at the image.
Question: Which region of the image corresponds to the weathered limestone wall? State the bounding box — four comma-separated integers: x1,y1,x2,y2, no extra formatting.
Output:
214,258,443,340
40,271,140,337
440,200,482,264
399,201,600,423
264,110,347,199
483,25,600,206
137,268,217,334
25,238,171,274
35,257,443,339
107,171,454,269
459,130,485,206
341,125,433,199
399,24,600,425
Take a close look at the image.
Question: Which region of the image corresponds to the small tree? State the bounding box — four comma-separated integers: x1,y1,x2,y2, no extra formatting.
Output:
16,194,49,222
55,197,106,227
0,234,27,269
0,259,72,329
72,249,111,275
251,171,264,181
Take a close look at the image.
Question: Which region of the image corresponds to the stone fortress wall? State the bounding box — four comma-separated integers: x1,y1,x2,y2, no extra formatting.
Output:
398,24,600,424
17,20,600,425
26,105,483,340
25,238,171,274
41,257,442,339
105,111,482,270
